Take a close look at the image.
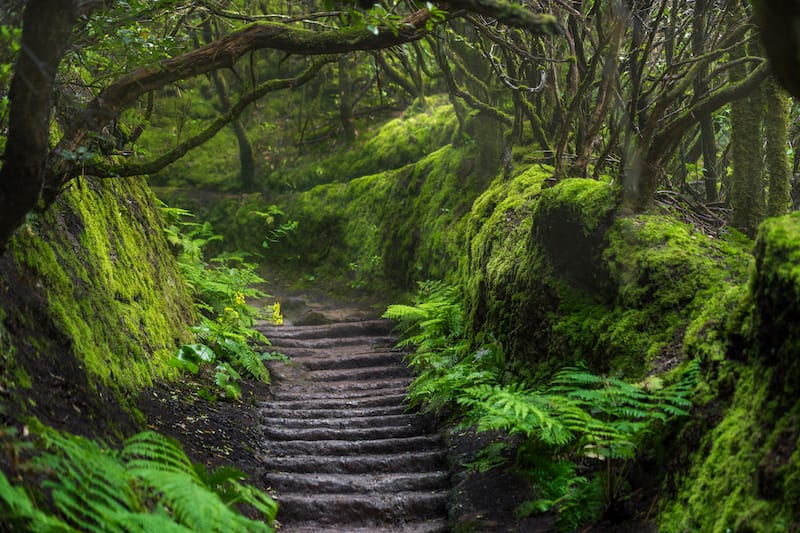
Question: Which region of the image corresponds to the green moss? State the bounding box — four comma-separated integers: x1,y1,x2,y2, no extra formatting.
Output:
656,214,800,531
572,217,755,374
273,142,479,292
266,95,458,192
6,178,195,395
750,212,800,370
659,365,799,532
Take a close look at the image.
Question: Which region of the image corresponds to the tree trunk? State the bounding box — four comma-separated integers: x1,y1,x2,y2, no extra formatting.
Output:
203,19,256,190
765,77,792,217
692,0,718,202
729,62,765,237
0,0,77,248
338,55,357,145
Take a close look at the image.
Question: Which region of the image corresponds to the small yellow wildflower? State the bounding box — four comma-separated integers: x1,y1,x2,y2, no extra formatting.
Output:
271,301,284,326
233,291,246,306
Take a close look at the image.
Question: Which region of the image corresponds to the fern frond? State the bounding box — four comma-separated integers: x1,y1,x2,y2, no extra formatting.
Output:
382,304,428,323
122,431,198,479
219,338,270,382
107,511,193,532
36,430,137,531
0,469,76,532
226,479,279,524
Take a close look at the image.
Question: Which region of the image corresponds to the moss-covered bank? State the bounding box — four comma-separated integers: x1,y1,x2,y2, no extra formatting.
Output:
271,141,489,293
0,177,195,436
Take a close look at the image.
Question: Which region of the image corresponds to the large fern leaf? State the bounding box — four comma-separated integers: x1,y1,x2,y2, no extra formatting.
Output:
36,430,138,532
121,431,198,478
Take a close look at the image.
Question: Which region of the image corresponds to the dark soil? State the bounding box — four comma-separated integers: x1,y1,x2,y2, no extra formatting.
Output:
138,371,272,483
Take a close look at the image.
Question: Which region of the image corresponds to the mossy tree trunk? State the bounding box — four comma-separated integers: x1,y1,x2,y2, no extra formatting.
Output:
729,43,766,237
765,77,792,217
338,55,357,145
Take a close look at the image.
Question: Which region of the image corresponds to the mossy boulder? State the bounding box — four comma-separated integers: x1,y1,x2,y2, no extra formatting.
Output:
751,212,800,370
462,173,752,377
0,178,195,436
657,213,800,532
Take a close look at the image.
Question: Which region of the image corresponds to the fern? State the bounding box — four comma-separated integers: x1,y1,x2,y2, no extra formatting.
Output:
4,427,278,532
384,281,698,529
0,469,75,532
164,205,283,398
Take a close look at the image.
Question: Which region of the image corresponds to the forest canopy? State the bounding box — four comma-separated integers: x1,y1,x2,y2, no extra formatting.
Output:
0,0,794,247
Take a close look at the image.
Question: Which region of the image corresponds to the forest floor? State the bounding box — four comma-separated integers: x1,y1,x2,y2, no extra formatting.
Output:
136,288,656,532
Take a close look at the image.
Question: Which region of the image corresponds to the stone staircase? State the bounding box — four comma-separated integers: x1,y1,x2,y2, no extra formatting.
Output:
256,320,450,533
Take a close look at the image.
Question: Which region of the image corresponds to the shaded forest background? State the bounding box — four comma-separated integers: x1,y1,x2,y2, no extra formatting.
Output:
2,0,800,531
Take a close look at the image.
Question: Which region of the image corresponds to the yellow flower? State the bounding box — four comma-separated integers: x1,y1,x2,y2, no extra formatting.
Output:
233,291,246,306
271,301,284,326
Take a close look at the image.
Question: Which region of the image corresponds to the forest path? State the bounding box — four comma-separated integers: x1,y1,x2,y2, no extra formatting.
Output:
256,318,451,532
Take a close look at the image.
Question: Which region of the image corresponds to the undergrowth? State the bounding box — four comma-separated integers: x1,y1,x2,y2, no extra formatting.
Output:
385,282,698,530
0,422,277,531
162,206,286,400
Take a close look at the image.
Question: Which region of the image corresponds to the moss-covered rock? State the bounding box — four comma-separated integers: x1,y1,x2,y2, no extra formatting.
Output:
751,212,800,370
0,177,195,436
462,173,753,379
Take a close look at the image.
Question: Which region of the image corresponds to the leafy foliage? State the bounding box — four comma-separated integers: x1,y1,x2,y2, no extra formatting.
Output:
0,426,276,532
162,206,286,399
384,281,502,412
385,281,698,529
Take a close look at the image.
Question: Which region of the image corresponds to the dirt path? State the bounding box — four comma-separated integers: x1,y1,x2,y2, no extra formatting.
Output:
256,318,450,532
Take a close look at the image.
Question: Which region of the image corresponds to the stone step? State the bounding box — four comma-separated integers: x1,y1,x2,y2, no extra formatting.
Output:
262,392,408,410
258,320,394,339
261,450,446,474
268,386,409,402
262,435,443,456
262,424,425,442
262,471,450,494
300,351,405,370
273,491,448,524
265,336,396,350
261,404,408,419
303,365,411,382
265,413,420,430
281,520,448,533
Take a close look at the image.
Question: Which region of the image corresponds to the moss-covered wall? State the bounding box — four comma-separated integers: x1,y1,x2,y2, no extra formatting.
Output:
658,213,800,532
0,177,195,436
461,172,800,529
